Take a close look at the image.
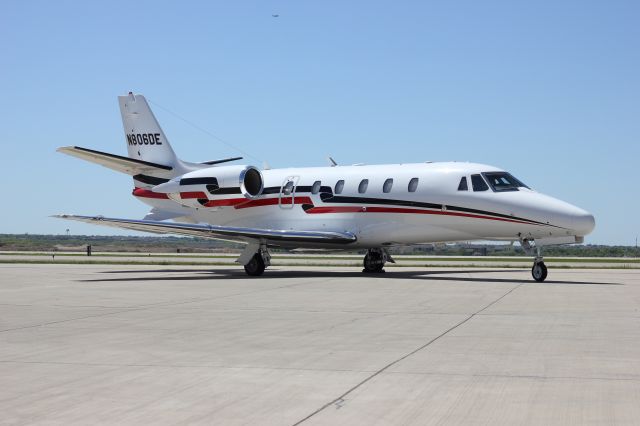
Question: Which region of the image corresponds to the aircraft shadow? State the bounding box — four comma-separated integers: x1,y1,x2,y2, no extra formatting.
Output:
80,268,622,286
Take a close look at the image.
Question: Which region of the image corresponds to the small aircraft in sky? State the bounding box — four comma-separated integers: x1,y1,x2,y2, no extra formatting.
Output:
56,93,595,281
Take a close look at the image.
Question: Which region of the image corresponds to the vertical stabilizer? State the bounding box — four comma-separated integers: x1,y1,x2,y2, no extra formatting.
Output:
118,93,179,168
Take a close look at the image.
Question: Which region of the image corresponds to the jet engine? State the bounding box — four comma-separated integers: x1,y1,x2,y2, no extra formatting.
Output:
152,165,264,208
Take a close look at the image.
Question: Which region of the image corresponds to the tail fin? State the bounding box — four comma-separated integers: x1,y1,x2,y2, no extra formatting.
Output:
118,93,180,168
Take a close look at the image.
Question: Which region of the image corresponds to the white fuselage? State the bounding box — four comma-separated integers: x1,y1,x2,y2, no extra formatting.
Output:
133,161,595,248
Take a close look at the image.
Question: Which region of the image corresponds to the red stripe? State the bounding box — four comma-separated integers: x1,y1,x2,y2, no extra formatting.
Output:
305,205,530,224
132,188,169,199
234,196,313,209
131,188,530,225
204,198,249,207
201,196,314,209
180,191,207,199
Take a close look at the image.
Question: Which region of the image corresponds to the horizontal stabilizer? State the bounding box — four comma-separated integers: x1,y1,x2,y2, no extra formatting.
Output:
201,156,243,165
57,146,172,176
53,214,358,245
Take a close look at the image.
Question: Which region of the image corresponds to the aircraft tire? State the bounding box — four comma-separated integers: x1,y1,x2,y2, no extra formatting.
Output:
244,253,266,276
363,252,385,273
531,261,547,282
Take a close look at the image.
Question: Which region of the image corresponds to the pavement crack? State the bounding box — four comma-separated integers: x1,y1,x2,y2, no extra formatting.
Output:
291,283,523,425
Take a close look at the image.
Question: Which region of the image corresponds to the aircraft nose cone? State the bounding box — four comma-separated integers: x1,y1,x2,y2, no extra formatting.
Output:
573,211,596,236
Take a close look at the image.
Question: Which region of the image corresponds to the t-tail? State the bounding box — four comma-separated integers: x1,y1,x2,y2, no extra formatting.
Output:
57,92,207,188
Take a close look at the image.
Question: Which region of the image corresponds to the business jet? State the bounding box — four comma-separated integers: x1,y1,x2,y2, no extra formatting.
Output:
55,93,595,281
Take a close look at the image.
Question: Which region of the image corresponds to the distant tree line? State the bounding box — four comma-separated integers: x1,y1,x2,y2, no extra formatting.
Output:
0,234,638,257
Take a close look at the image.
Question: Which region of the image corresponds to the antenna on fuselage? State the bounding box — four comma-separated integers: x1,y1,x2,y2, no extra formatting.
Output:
327,156,338,167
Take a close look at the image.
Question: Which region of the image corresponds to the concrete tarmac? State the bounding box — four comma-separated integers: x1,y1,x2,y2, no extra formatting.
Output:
0,264,639,425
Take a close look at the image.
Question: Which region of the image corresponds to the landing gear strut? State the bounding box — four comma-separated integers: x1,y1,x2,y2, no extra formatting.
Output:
362,248,394,273
520,238,547,282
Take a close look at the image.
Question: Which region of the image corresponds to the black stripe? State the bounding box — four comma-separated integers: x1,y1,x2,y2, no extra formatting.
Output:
74,146,173,170
180,177,219,186
320,194,442,210
444,205,543,224
133,174,169,185
261,186,334,195
262,186,280,195
318,194,551,226
210,187,242,195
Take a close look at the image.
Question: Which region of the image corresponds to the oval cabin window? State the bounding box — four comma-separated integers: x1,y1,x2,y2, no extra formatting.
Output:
383,178,393,193
358,179,369,194
408,178,419,192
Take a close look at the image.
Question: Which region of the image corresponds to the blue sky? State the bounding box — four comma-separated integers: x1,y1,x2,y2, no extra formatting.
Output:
1,1,638,244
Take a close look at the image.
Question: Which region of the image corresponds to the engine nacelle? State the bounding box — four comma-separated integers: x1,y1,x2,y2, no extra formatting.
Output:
152,165,264,208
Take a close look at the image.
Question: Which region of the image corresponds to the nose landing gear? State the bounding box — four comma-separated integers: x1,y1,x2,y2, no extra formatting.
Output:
520,238,547,282
362,248,394,273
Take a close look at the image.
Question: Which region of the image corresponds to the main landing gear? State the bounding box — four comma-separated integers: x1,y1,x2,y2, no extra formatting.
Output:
521,238,547,282
238,242,271,276
362,248,395,273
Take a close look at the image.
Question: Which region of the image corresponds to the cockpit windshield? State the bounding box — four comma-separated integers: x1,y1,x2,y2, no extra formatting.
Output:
482,172,529,192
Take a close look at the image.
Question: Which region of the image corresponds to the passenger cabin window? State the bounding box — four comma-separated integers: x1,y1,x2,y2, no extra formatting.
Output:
408,178,419,192
282,180,294,195
358,179,369,194
482,172,529,192
457,177,468,191
383,178,393,193
335,180,345,194
311,180,321,194
471,174,489,192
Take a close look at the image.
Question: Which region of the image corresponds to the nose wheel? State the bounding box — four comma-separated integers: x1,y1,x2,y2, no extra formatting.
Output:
531,260,547,282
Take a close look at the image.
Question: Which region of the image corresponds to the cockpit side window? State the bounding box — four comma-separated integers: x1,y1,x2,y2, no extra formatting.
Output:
482,172,529,192
458,177,468,191
471,174,489,192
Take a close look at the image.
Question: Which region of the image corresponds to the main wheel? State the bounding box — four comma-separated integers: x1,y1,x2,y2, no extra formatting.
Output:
531,261,547,282
244,253,266,276
363,252,384,273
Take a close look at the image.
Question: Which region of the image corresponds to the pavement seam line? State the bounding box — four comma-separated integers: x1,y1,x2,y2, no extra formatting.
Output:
0,276,327,334
291,283,523,426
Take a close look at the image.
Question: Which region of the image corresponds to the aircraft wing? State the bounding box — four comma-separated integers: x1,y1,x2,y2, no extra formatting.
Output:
57,146,172,175
53,215,357,245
